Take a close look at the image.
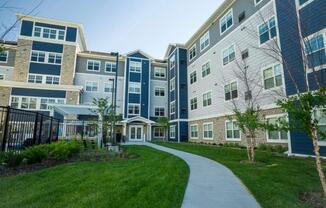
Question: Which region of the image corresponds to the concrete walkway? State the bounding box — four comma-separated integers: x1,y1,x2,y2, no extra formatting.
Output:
125,142,260,208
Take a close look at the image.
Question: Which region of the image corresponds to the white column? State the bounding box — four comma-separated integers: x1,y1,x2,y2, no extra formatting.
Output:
148,124,152,142
123,123,127,142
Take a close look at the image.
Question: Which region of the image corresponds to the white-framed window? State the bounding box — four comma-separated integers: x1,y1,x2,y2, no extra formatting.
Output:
85,81,98,92
33,26,65,41
130,61,142,73
259,16,277,45
170,78,175,91
28,74,60,85
254,0,263,6
48,53,62,64
189,45,197,61
202,62,211,78
10,96,65,111
263,64,283,90
105,62,117,72
225,120,240,141
313,109,326,143
154,127,165,138
21,97,37,109
155,107,165,117
30,50,62,65
304,33,325,69
297,0,314,9
154,87,165,97
0,74,5,80
170,125,176,139
28,74,43,84
40,98,65,110
190,71,197,84
169,56,176,69
104,82,114,93
10,97,20,108
0,51,9,63
203,91,212,107
224,81,238,101
154,67,166,78
129,82,141,94
190,97,197,110
190,124,198,139
128,103,140,115
222,45,235,66
266,114,289,142
170,101,176,115
31,51,46,63
200,31,210,51
203,123,213,140
87,60,101,72
45,76,60,85
220,9,233,35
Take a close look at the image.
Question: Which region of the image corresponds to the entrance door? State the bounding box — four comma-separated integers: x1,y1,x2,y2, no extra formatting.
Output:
129,126,143,141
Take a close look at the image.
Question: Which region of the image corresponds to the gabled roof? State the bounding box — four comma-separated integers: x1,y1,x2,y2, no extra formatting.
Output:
126,49,155,60
164,43,185,59
121,116,156,124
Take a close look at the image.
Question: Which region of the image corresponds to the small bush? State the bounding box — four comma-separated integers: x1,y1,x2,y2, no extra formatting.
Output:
273,145,288,154
0,152,24,167
23,145,49,164
257,144,288,153
257,144,268,151
49,141,82,160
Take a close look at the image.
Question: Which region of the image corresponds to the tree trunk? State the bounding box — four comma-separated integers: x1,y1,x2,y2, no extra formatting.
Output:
246,136,252,162
311,128,326,197
250,131,256,163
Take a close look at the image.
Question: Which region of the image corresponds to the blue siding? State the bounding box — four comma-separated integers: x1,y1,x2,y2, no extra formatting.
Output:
168,51,178,121
129,73,141,82
124,60,130,118
66,27,77,42
35,22,66,30
179,121,189,142
29,63,61,75
128,52,149,59
308,68,326,91
129,94,140,103
32,41,63,53
20,20,33,36
12,88,66,98
178,48,188,119
141,59,150,118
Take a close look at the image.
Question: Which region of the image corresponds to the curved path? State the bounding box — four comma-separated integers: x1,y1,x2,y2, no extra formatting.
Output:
126,142,260,208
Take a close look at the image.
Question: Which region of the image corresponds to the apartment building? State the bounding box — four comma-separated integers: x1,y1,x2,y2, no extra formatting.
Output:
0,0,325,156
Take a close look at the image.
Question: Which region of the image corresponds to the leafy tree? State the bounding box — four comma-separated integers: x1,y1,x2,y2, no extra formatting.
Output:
157,117,170,141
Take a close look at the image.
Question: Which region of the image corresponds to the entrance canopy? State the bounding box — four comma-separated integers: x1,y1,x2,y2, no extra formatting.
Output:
53,104,98,116
121,116,156,125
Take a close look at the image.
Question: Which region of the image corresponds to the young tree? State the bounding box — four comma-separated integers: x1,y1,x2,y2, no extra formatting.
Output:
157,117,170,142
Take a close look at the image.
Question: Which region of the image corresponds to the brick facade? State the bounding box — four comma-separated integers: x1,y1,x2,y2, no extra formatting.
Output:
60,45,77,85
0,87,11,106
12,39,32,82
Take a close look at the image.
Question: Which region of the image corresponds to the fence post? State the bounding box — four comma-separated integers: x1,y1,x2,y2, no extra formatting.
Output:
55,120,59,141
38,115,43,144
32,113,39,145
81,120,85,140
1,106,10,152
48,117,53,144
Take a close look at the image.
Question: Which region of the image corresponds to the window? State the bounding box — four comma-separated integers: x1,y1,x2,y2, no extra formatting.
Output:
203,92,212,107
200,31,210,51
223,45,235,65
45,76,60,85
31,51,46,63
0,74,4,80
128,104,140,115
10,96,64,111
10,97,20,108
48,53,62,64
58,30,65,40
0,51,8,63
220,9,233,34
155,107,165,117
130,61,142,73
190,125,198,138
189,45,196,61
33,27,41,37
305,34,326,68
170,78,175,91
170,125,176,139
85,82,98,92
169,56,176,69
241,49,249,60
154,67,166,78
226,121,240,140
105,62,117,72
298,0,314,8
21,97,37,110
259,16,277,45
87,60,100,71
238,11,246,23
129,82,141,94
104,82,113,93
255,0,263,6
203,123,213,139
155,87,165,97
170,101,176,114
154,127,165,138
202,62,211,78
266,115,289,142
40,98,65,110
190,97,197,110
263,64,283,90
314,109,326,142
224,81,238,101
28,74,43,84
190,71,197,84
33,26,65,41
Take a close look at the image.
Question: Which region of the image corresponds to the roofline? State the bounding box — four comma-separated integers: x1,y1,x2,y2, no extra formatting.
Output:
164,43,186,59
184,0,235,48
16,14,87,51
126,49,156,60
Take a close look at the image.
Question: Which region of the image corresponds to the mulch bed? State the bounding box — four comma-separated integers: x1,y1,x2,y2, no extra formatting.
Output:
299,192,326,208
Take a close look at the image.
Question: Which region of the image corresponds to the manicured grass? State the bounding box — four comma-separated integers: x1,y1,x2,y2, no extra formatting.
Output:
0,146,189,208
155,142,326,208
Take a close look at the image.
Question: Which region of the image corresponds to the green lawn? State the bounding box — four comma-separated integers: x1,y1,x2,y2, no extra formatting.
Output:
155,142,326,208
0,146,189,208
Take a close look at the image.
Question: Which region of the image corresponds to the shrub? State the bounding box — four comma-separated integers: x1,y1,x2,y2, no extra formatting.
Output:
0,152,24,167
257,144,268,151
49,141,82,161
23,145,49,164
273,145,288,154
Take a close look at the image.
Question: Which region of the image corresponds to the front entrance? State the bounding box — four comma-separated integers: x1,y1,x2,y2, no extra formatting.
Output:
129,125,143,142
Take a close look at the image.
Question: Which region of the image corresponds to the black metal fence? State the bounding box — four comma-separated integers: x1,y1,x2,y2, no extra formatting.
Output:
0,106,60,152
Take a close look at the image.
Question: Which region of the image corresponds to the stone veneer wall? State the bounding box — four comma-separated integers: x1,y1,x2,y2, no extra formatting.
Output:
189,108,286,146
60,45,77,85
66,91,79,105
0,87,11,106
13,39,32,82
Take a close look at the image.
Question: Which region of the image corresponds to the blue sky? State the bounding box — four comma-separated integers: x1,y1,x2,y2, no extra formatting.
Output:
1,0,223,59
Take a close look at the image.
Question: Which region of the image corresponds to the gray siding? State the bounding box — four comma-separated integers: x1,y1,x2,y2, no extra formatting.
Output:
188,0,271,64
151,63,168,81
